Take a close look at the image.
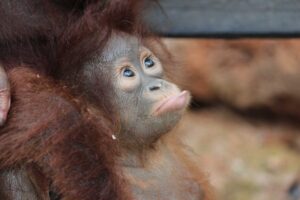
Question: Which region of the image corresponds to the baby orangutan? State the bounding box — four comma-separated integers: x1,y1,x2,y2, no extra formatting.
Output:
80,33,214,200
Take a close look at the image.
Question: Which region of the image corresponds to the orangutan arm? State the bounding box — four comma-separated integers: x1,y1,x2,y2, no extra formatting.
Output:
0,65,10,126
0,67,129,200
0,166,50,200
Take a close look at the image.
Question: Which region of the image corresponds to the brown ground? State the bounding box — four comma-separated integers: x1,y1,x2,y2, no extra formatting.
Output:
170,107,300,200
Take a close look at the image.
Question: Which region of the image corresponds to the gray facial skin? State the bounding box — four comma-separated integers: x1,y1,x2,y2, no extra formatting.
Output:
95,33,189,151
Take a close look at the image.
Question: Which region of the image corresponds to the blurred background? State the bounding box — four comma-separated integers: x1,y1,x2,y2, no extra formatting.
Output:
146,0,300,199
164,38,300,200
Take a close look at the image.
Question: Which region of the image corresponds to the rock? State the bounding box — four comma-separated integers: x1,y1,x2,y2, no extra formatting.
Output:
164,39,300,117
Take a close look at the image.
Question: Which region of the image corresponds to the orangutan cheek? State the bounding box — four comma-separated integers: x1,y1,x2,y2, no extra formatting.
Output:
116,76,140,93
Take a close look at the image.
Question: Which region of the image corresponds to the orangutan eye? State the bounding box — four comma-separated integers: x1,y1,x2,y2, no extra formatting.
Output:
122,68,135,77
144,57,155,68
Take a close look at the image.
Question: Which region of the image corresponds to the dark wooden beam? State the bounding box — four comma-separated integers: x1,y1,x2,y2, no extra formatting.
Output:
145,0,300,37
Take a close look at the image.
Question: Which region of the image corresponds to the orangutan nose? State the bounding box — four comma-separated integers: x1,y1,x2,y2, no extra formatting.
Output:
148,80,163,92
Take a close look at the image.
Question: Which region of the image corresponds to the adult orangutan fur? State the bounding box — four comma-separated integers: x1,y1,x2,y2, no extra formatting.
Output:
0,0,146,199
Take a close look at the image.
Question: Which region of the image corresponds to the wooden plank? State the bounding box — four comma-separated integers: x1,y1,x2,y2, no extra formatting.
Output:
145,0,300,37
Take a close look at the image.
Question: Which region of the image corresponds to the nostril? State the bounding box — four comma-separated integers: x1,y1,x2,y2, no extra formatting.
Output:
149,83,162,91
149,85,160,91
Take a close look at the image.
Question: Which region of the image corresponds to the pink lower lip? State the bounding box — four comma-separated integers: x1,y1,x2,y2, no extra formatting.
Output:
153,91,190,116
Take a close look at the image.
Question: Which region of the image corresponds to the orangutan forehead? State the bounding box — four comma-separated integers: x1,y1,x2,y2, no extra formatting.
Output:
100,33,141,62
